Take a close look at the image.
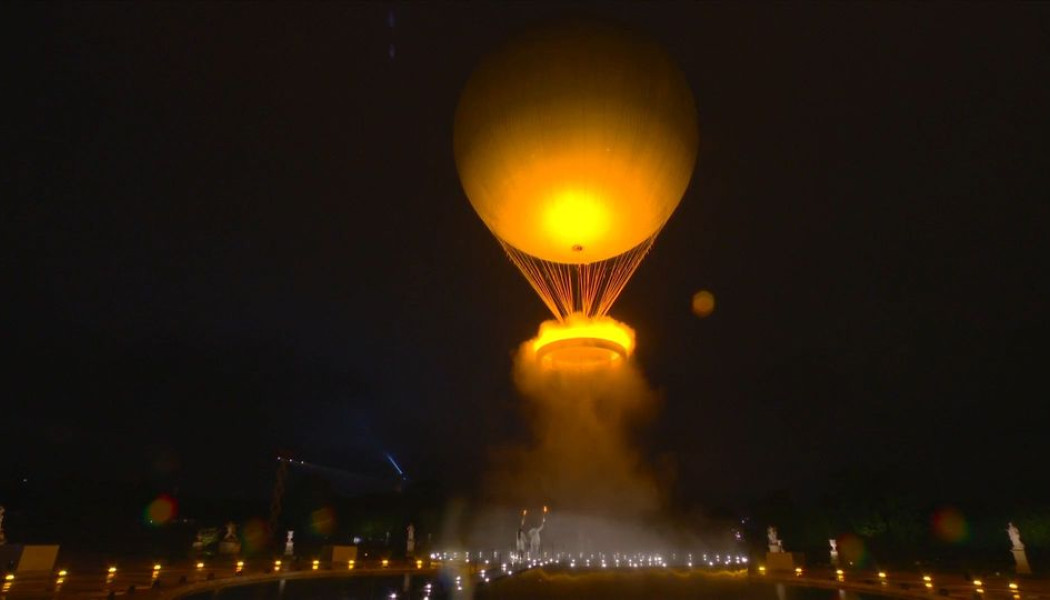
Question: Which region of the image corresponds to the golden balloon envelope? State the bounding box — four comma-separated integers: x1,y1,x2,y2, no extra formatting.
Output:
454,20,699,265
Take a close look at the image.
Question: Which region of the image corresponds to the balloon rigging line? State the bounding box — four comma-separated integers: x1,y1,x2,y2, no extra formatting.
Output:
500,231,661,320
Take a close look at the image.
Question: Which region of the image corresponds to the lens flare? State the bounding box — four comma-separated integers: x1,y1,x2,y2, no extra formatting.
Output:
932,506,969,543
241,518,269,554
691,290,715,318
838,533,868,566
144,494,177,526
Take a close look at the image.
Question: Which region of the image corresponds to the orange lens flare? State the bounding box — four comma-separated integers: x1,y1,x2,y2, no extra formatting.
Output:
931,506,970,543
144,494,177,526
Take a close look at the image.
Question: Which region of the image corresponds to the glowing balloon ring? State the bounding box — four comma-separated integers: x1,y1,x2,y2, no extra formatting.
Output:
530,314,634,369
534,336,629,370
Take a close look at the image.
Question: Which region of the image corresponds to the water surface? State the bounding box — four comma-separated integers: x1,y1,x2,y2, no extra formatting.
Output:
182,571,896,600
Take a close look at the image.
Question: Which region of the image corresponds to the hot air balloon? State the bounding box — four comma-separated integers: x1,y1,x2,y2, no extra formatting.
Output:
454,20,699,324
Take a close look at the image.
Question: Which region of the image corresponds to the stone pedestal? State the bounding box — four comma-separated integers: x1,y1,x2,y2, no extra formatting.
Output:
766,551,803,572
1012,548,1032,575
219,540,241,555
830,550,839,567
0,545,59,573
323,545,358,563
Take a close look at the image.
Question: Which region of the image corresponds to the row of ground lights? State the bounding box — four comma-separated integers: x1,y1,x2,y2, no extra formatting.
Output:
2,559,427,582
756,566,1022,594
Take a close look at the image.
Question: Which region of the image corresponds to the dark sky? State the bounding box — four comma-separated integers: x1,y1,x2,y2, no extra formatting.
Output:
5,3,1050,508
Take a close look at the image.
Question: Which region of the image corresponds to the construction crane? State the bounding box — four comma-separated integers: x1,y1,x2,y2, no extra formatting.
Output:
266,453,407,544
268,456,292,543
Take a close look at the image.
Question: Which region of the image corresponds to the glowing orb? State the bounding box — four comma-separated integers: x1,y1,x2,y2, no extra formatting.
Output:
455,20,698,264
531,314,634,369
691,290,716,317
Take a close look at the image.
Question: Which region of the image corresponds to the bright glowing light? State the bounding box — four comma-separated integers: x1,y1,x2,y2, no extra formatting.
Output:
153,564,161,571
973,580,983,586
455,22,698,319
454,21,698,265
416,560,423,569
531,314,634,368
58,570,68,577
1009,583,1019,590
878,572,887,579
542,190,612,256
312,560,319,570
196,562,204,569
794,567,802,576
923,575,932,582
4,574,13,581
274,560,282,570
348,560,355,570
107,567,117,574
382,559,389,568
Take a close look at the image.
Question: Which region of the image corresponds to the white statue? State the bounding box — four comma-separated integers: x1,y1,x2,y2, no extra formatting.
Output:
527,506,548,558
1007,522,1024,550
218,521,241,555
406,523,415,555
1007,522,1032,574
767,526,783,552
829,539,837,552
515,510,527,561
284,530,295,556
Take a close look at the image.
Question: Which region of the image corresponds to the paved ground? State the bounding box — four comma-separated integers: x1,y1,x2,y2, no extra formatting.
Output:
0,560,434,600
1,561,1046,600
759,567,1047,600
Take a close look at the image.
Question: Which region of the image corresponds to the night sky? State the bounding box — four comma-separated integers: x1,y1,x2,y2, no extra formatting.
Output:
5,3,1050,509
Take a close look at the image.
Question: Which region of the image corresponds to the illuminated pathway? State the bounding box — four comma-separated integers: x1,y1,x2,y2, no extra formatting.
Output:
753,566,1048,600
0,560,437,600
1,558,1047,600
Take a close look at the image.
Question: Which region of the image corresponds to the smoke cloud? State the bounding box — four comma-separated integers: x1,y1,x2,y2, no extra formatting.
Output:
490,320,661,513
463,316,681,554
